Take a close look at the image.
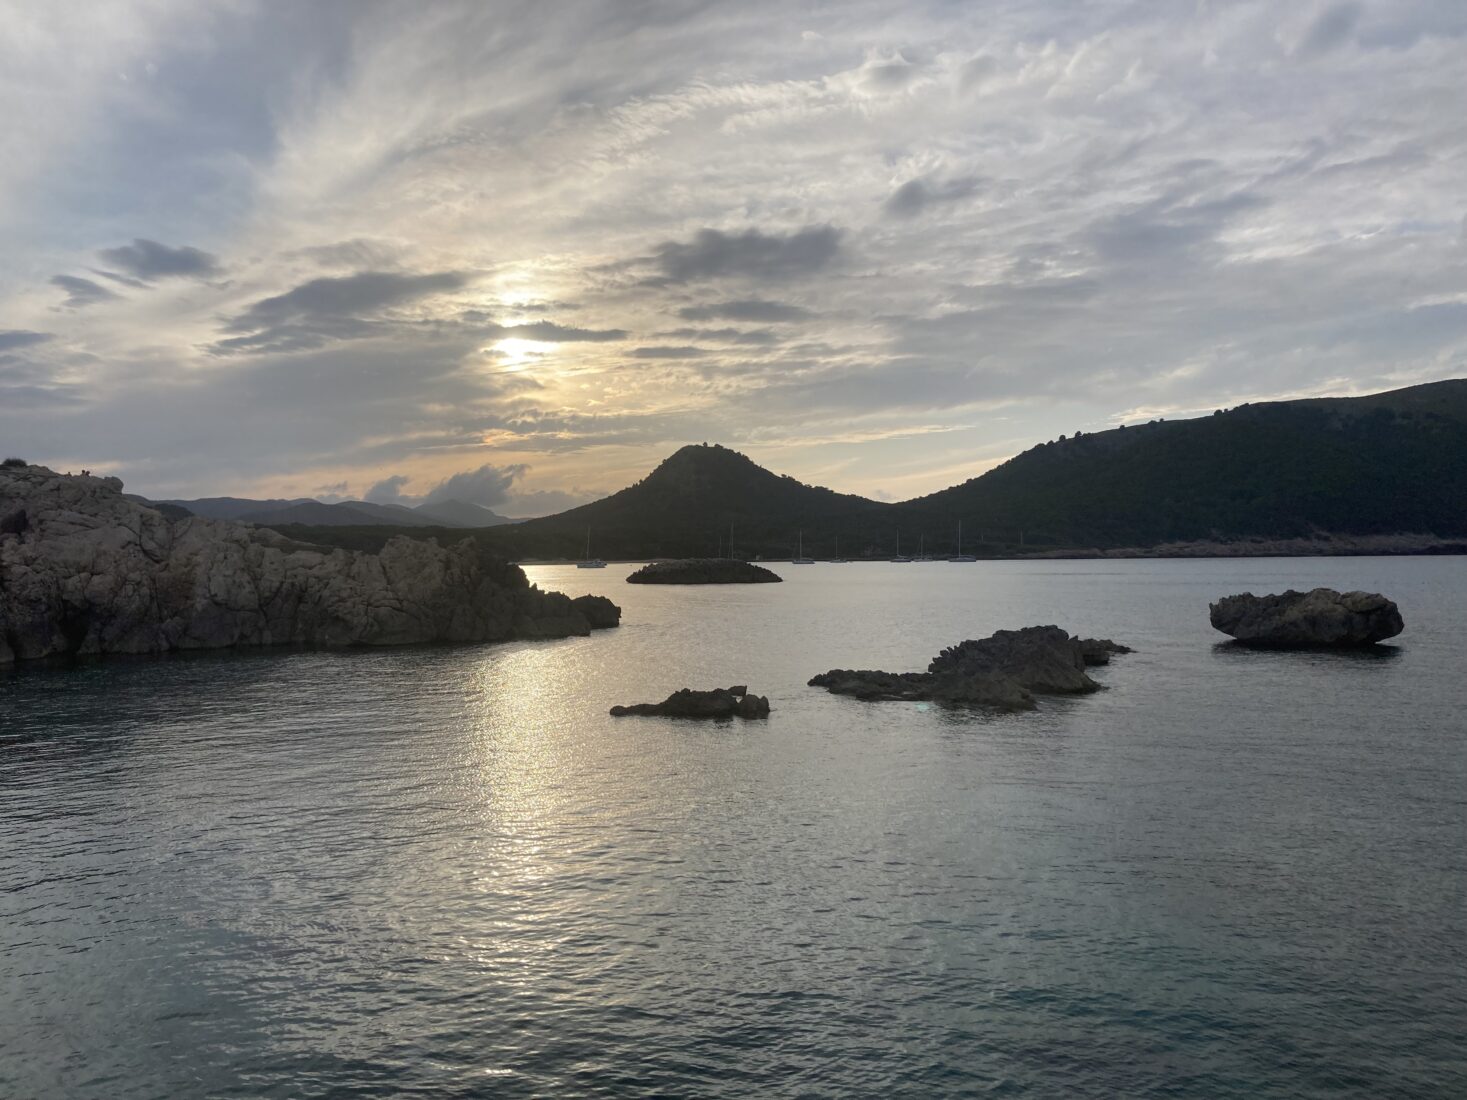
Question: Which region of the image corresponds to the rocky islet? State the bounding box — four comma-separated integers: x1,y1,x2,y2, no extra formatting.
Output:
0,464,619,664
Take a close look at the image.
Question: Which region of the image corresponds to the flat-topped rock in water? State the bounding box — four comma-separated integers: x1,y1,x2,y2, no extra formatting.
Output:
626,558,782,584
0,463,620,664
1209,588,1403,647
610,686,771,719
809,625,1131,711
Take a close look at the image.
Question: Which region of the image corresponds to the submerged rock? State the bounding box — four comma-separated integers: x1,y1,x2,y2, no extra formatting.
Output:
626,558,782,584
610,686,771,719
0,463,619,664
809,625,1130,711
1209,588,1403,647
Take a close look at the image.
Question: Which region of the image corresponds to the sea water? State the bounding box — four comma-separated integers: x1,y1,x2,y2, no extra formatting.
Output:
2,557,1465,1097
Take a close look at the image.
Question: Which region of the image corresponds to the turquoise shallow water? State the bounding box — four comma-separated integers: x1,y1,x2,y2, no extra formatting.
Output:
2,557,1465,1098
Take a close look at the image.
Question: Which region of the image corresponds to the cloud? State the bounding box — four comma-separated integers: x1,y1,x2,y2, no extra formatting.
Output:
884,176,982,218
1296,2,1363,56
6,2,1467,506
423,461,528,506
213,270,466,354
665,327,778,345
364,473,412,505
677,299,812,322
501,320,626,342
367,462,528,508
652,226,841,282
499,486,603,518
629,345,706,358
50,274,117,307
958,54,997,93
97,238,220,281
0,330,52,351
1087,192,1267,266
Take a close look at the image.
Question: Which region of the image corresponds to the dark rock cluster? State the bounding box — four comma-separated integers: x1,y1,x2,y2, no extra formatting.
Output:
610,685,771,719
809,625,1131,711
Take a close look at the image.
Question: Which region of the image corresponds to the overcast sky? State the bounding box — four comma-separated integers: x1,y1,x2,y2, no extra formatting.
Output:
2,0,1464,512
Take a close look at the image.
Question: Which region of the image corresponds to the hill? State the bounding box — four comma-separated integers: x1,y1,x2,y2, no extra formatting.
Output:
412,499,513,527
899,379,1467,551
475,443,892,560
257,379,1467,560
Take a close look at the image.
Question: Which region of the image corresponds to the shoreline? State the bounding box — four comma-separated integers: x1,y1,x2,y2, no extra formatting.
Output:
514,537,1467,566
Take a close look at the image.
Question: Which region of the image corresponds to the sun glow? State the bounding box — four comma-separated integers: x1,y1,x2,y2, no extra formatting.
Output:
494,337,553,369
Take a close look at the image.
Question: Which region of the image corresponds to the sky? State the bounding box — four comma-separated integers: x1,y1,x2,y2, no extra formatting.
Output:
2,0,1465,515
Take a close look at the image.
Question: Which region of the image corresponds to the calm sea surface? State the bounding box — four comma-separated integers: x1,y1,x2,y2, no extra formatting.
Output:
2,557,1465,1098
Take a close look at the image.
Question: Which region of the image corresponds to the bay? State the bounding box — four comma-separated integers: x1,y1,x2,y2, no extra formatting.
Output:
2,557,1464,1097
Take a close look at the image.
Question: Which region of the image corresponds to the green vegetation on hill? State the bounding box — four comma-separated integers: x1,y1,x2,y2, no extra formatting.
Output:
905,380,1467,548
269,379,1467,559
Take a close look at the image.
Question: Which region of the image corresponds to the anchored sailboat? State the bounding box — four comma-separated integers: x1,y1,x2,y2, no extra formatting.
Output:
576,528,607,568
792,531,814,564
891,532,911,563
950,520,976,562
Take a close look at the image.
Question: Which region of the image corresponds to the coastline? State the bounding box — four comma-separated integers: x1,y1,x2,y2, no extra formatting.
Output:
512,534,1467,566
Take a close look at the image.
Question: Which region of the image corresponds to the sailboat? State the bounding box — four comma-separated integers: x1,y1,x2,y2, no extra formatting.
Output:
791,531,814,564
576,528,607,568
913,534,932,563
828,536,849,563
891,532,911,563
950,520,977,562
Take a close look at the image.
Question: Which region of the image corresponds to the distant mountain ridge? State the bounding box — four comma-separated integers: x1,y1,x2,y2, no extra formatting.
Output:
160,495,514,529
165,378,1467,558
471,378,1467,559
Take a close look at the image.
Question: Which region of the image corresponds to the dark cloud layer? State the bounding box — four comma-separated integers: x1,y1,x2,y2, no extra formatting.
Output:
653,226,841,282
503,321,626,342
0,330,52,351
884,176,981,217
97,238,221,281
213,270,466,354
676,299,812,322
50,275,117,308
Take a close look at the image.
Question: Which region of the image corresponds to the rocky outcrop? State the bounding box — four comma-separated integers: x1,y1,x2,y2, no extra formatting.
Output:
1209,588,1403,647
610,686,771,719
0,464,619,664
1078,637,1135,665
570,594,622,629
626,558,782,584
809,626,1130,711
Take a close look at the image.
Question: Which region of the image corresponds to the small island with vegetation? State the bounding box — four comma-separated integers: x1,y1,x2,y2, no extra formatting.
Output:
627,558,782,584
